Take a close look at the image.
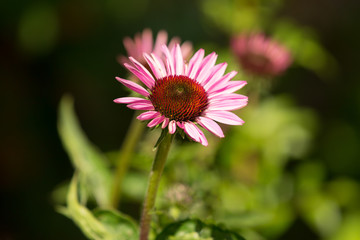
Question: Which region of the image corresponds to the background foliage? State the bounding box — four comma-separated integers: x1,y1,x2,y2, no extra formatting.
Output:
1,0,360,239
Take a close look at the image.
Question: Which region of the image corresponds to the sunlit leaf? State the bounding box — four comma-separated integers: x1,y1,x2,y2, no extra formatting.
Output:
59,174,138,240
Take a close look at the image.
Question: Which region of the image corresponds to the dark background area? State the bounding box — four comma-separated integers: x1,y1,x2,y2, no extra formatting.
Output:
1,0,359,239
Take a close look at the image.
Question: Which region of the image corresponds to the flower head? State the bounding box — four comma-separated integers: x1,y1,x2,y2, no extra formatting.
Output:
231,33,292,77
118,28,193,67
114,44,248,146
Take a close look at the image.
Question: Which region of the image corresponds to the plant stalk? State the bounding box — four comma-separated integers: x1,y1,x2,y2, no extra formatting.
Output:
139,130,175,240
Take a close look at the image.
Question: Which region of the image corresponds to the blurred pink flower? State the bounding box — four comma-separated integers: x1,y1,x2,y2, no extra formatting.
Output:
118,28,193,66
231,33,292,77
114,44,248,146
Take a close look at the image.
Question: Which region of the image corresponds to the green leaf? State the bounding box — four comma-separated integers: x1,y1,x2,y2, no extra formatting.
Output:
156,219,246,240
58,95,112,207
93,209,139,240
60,174,138,240
156,219,189,240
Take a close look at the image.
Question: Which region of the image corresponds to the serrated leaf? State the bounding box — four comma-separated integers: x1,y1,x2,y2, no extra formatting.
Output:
58,95,112,207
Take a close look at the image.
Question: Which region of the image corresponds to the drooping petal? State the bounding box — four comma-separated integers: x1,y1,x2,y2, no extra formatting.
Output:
205,110,245,125
176,121,184,129
147,115,165,128
162,117,169,128
113,97,145,104
196,127,208,146
137,111,159,121
183,121,201,142
115,77,149,97
168,120,177,134
197,116,224,138
183,122,208,146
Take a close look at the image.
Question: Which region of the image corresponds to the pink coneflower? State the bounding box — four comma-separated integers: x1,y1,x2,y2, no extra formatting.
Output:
114,44,248,146
231,33,292,77
118,28,193,66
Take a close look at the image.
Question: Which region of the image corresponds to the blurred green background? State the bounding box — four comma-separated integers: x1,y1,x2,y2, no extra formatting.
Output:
1,0,360,239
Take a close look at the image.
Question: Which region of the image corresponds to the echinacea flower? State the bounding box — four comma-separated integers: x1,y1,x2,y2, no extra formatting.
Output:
118,28,193,67
231,33,292,77
114,44,248,146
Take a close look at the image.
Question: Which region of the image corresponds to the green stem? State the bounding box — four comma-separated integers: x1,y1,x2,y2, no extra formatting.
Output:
111,112,145,208
139,130,175,240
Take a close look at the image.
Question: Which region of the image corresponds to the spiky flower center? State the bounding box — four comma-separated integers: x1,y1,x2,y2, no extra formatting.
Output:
149,75,208,122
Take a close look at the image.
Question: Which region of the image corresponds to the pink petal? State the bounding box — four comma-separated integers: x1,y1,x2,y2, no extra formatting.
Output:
127,101,154,110
128,57,155,87
203,62,228,90
117,55,130,65
147,115,165,128
162,118,169,128
151,53,167,77
123,37,137,58
196,52,218,84
115,77,149,97
137,111,159,121
207,99,248,111
180,41,193,60
162,45,175,75
176,121,184,129
205,110,245,125
168,120,177,134
174,44,184,75
209,93,248,101
197,116,224,138
168,37,181,50
144,53,166,79
183,122,201,142
222,81,247,94
141,28,153,54
113,97,145,104
183,122,208,146
124,63,154,89
187,49,205,79
207,71,237,94
197,128,208,146
153,30,168,56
